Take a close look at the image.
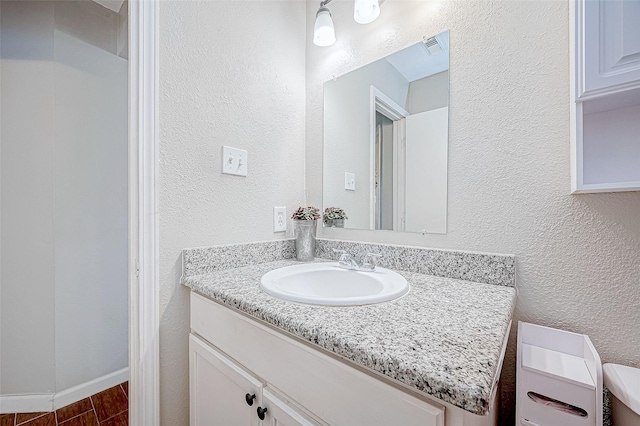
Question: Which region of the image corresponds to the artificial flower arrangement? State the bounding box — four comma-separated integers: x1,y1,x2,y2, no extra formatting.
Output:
323,207,348,223
291,206,320,221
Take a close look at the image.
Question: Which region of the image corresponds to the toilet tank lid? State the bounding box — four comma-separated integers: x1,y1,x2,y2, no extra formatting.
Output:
603,363,640,416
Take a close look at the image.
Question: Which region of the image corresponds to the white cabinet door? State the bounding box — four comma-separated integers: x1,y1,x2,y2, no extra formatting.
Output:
259,387,325,426
189,334,264,426
571,0,640,193
579,0,640,98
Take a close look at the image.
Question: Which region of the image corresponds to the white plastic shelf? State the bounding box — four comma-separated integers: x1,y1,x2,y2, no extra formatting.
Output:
522,343,595,390
516,322,602,426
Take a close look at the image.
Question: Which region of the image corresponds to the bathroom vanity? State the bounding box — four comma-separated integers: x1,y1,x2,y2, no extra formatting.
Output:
182,240,516,426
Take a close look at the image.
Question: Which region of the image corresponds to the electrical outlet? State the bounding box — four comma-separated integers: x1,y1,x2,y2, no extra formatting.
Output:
274,207,287,232
345,172,356,191
222,146,248,176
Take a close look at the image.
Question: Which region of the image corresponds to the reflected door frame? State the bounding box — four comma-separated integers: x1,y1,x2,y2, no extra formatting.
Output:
369,86,409,231
129,0,160,425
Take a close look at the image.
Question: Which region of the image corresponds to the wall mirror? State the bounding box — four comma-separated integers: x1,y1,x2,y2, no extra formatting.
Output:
323,30,449,234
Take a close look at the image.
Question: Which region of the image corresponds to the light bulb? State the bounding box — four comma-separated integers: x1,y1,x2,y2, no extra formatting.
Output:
314,7,336,47
353,0,380,24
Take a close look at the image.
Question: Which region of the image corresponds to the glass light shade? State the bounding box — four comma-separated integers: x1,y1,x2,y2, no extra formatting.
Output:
314,8,336,47
353,0,380,24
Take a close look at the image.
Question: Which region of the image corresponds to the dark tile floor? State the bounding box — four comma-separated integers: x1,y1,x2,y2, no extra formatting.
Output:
1,382,128,426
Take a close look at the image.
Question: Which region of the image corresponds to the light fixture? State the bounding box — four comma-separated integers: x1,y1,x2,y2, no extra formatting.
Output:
353,0,380,24
313,0,336,47
313,0,383,47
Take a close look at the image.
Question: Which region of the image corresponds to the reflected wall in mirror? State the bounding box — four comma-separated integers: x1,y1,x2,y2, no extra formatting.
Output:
323,30,449,234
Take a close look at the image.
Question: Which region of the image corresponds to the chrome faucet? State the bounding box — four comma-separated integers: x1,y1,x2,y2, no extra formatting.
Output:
360,253,382,271
333,249,359,269
332,249,382,271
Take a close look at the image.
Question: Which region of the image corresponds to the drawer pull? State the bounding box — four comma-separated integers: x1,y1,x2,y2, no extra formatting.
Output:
245,393,256,406
257,406,268,420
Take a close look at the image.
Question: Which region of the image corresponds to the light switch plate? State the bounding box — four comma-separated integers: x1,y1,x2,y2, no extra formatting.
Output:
222,146,248,176
345,172,356,191
273,207,287,232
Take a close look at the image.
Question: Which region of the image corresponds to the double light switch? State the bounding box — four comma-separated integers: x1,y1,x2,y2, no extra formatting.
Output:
222,146,248,176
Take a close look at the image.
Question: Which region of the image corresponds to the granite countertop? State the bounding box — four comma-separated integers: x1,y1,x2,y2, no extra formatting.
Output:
183,257,516,416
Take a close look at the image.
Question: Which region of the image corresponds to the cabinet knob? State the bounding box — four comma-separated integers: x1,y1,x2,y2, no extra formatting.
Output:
257,406,268,420
245,393,256,406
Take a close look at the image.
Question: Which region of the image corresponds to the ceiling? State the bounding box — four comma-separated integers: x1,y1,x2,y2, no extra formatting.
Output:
385,31,449,82
92,0,125,13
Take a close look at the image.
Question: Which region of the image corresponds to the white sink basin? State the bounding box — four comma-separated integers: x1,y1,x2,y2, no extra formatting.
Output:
260,262,409,306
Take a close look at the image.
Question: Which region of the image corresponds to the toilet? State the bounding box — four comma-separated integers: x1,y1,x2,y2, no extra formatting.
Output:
603,363,640,425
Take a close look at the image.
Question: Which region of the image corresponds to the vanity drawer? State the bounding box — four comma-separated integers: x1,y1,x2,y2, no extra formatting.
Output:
190,292,444,426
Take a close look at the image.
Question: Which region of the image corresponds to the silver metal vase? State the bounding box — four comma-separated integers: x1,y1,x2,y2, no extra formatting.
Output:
294,220,317,261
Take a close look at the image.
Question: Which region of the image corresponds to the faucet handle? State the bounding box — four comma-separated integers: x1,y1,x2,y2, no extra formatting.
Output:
361,253,382,271
332,249,354,269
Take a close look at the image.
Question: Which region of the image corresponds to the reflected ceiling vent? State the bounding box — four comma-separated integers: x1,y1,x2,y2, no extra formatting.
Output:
421,36,445,56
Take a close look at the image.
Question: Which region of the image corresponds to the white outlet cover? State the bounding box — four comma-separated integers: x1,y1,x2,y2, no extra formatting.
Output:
273,207,287,232
345,172,356,191
222,146,248,176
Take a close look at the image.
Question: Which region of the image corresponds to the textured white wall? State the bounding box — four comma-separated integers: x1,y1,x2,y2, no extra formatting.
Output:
307,0,640,422
159,1,307,424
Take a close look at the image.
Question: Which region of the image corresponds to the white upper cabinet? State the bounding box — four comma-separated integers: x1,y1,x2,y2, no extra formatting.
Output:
578,0,640,98
571,0,640,193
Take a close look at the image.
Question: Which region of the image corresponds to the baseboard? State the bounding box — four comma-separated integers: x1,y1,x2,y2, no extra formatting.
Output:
0,393,54,414
0,367,129,414
53,367,129,410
